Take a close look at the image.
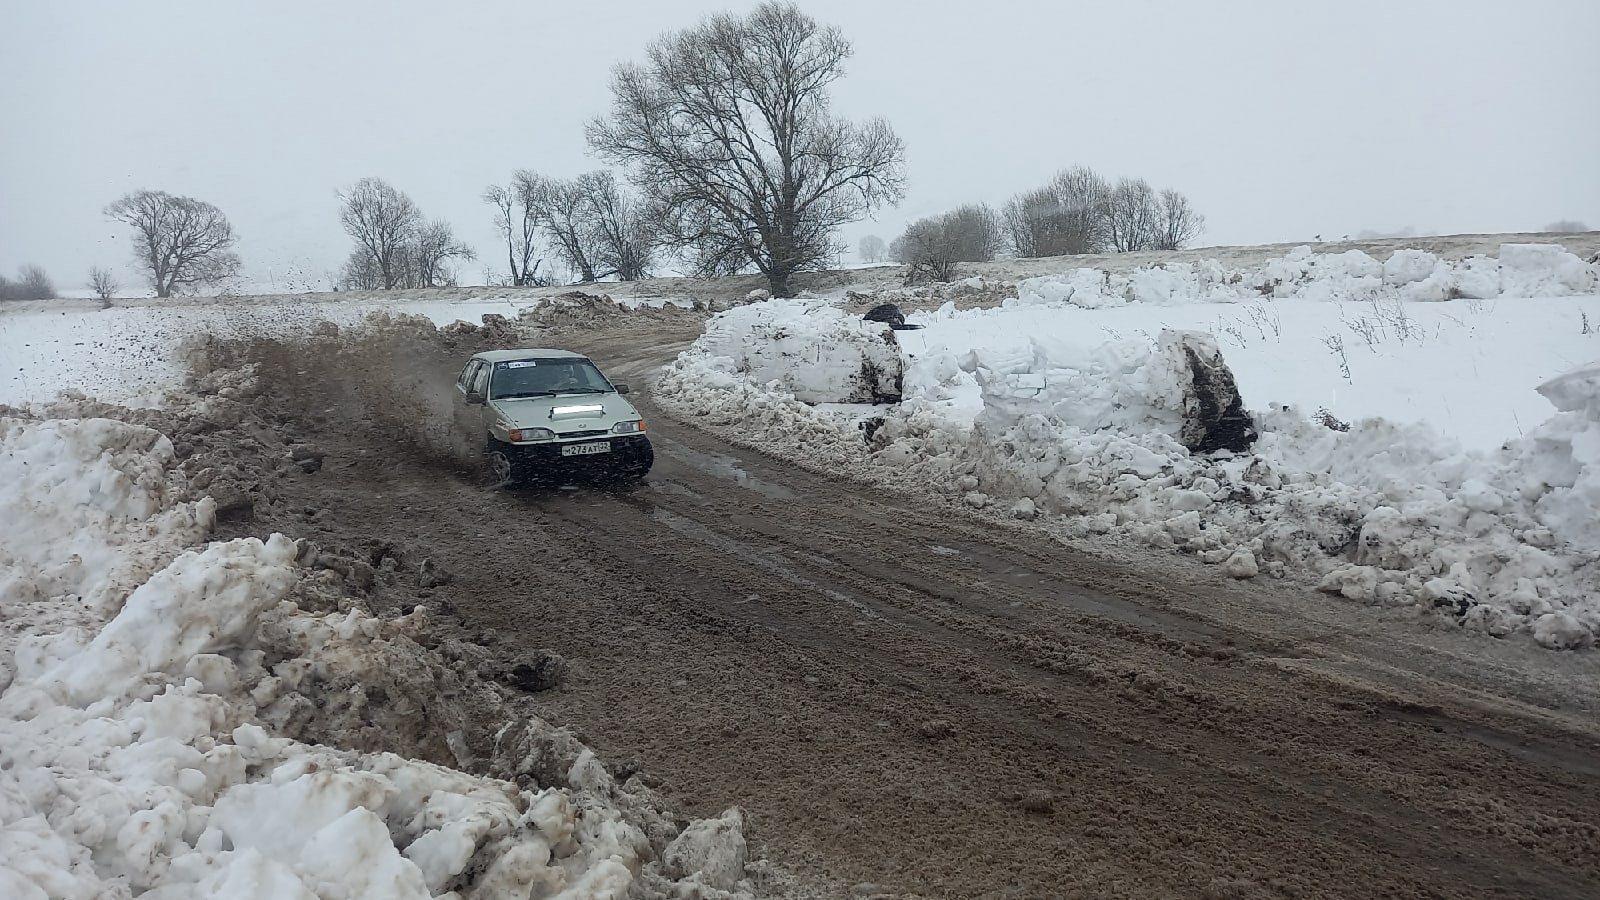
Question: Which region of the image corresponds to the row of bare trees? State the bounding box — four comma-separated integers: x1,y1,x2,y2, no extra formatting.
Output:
1001,166,1203,256
481,170,655,286
890,204,1006,283
64,5,907,299
337,178,474,290
75,5,1197,298
887,166,1207,282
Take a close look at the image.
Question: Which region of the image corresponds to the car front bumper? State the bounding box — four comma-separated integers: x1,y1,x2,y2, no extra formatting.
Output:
506,434,652,476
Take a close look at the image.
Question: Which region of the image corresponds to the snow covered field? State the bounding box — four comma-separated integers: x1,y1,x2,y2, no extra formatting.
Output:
657,243,1600,649
0,292,698,409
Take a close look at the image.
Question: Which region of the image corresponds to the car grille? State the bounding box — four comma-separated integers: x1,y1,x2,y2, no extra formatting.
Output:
560,429,609,438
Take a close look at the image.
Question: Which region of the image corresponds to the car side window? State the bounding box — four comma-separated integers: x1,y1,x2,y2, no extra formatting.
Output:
468,363,490,397
457,362,477,393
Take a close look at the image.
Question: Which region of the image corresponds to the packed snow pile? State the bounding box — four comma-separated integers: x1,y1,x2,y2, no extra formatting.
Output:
963,329,1256,455
0,412,758,897
659,248,1600,650
667,300,903,404
1011,243,1598,309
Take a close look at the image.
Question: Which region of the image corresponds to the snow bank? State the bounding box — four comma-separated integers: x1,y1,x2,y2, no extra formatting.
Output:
665,299,903,404
1012,243,1597,309
660,253,1600,650
0,415,756,897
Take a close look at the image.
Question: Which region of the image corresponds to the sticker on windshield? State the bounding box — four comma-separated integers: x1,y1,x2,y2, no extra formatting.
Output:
500,360,538,369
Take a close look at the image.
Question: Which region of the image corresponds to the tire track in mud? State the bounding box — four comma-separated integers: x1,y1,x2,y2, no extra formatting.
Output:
236,321,1600,899
509,417,1600,898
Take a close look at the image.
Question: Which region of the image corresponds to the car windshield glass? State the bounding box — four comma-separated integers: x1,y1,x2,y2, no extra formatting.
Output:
489,359,613,399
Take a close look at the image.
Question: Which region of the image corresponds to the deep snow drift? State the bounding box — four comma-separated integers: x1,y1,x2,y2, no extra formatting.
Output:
657,244,1600,650
0,403,757,897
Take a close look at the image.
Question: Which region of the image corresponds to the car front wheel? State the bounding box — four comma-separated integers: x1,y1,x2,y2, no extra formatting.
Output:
485,440,523,488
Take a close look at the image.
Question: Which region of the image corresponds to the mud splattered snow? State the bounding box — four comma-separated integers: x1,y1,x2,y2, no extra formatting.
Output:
0,389,761,897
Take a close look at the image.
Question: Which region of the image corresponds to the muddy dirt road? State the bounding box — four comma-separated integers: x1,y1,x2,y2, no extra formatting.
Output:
229,321,1600,899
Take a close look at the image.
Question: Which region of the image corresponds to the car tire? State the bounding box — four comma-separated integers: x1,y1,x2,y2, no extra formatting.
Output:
485,440,524,488
616,441,653,480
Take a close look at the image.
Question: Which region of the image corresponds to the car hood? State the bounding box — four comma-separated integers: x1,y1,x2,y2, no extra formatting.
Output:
489,394,642,434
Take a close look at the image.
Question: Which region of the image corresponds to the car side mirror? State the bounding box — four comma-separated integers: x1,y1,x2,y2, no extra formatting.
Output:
613,383,631,395
465,391,486,405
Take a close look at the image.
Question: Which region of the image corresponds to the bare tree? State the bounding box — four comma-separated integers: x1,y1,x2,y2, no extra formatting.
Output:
483,175,544,286
1544,219,1590,233
585,171,657,282
339,248,383,291
1002,187,1061,259
1003,166,1110,258
892,204,1004,283
338,177,420,289
89,266,119,301
588,1,905,296
410,220,476,288
858,234,887,263
529,172,606,282
1104,178,1164,253
104,191,242,298
1153,188,1205,250
13,265,55,299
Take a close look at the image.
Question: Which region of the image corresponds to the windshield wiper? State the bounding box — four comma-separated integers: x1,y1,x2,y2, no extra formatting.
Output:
495,391,557,399
554,387,611,394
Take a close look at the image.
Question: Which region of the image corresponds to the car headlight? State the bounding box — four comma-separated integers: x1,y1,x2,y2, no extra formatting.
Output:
611,420,646,434
509,427,555,442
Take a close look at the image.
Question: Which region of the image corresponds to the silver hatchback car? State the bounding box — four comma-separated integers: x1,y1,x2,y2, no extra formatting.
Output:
455,348,653,485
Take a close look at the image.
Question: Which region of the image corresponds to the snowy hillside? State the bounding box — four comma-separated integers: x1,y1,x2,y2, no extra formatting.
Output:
657,243,1600,649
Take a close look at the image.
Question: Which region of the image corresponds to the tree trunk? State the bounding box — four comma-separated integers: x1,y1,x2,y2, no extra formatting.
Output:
766,269,791,298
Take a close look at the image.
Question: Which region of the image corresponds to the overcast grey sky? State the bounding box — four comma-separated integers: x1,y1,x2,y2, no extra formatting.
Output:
3,0,1597,290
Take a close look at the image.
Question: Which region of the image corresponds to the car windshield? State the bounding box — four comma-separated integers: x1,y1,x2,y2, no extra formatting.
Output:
489,359,613,399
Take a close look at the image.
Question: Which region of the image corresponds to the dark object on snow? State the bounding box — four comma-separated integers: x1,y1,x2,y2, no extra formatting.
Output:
508,651,568,692
859,415,887,444
1177,339,1258,454
1313,407,1352,432
863,302,924,331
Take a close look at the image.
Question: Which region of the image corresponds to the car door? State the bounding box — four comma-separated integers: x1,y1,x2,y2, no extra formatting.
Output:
466,362,494,437
452,361,491,445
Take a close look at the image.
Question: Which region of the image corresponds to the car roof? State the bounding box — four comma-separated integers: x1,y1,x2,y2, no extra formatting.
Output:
472,348,588,363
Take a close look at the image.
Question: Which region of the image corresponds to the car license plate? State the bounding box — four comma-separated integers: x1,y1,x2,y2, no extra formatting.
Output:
561,441,611,457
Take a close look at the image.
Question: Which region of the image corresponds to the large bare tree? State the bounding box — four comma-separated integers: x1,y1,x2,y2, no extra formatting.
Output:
483,173,543,286
587,1,905,296
104,191,242,298
338,177,420,289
